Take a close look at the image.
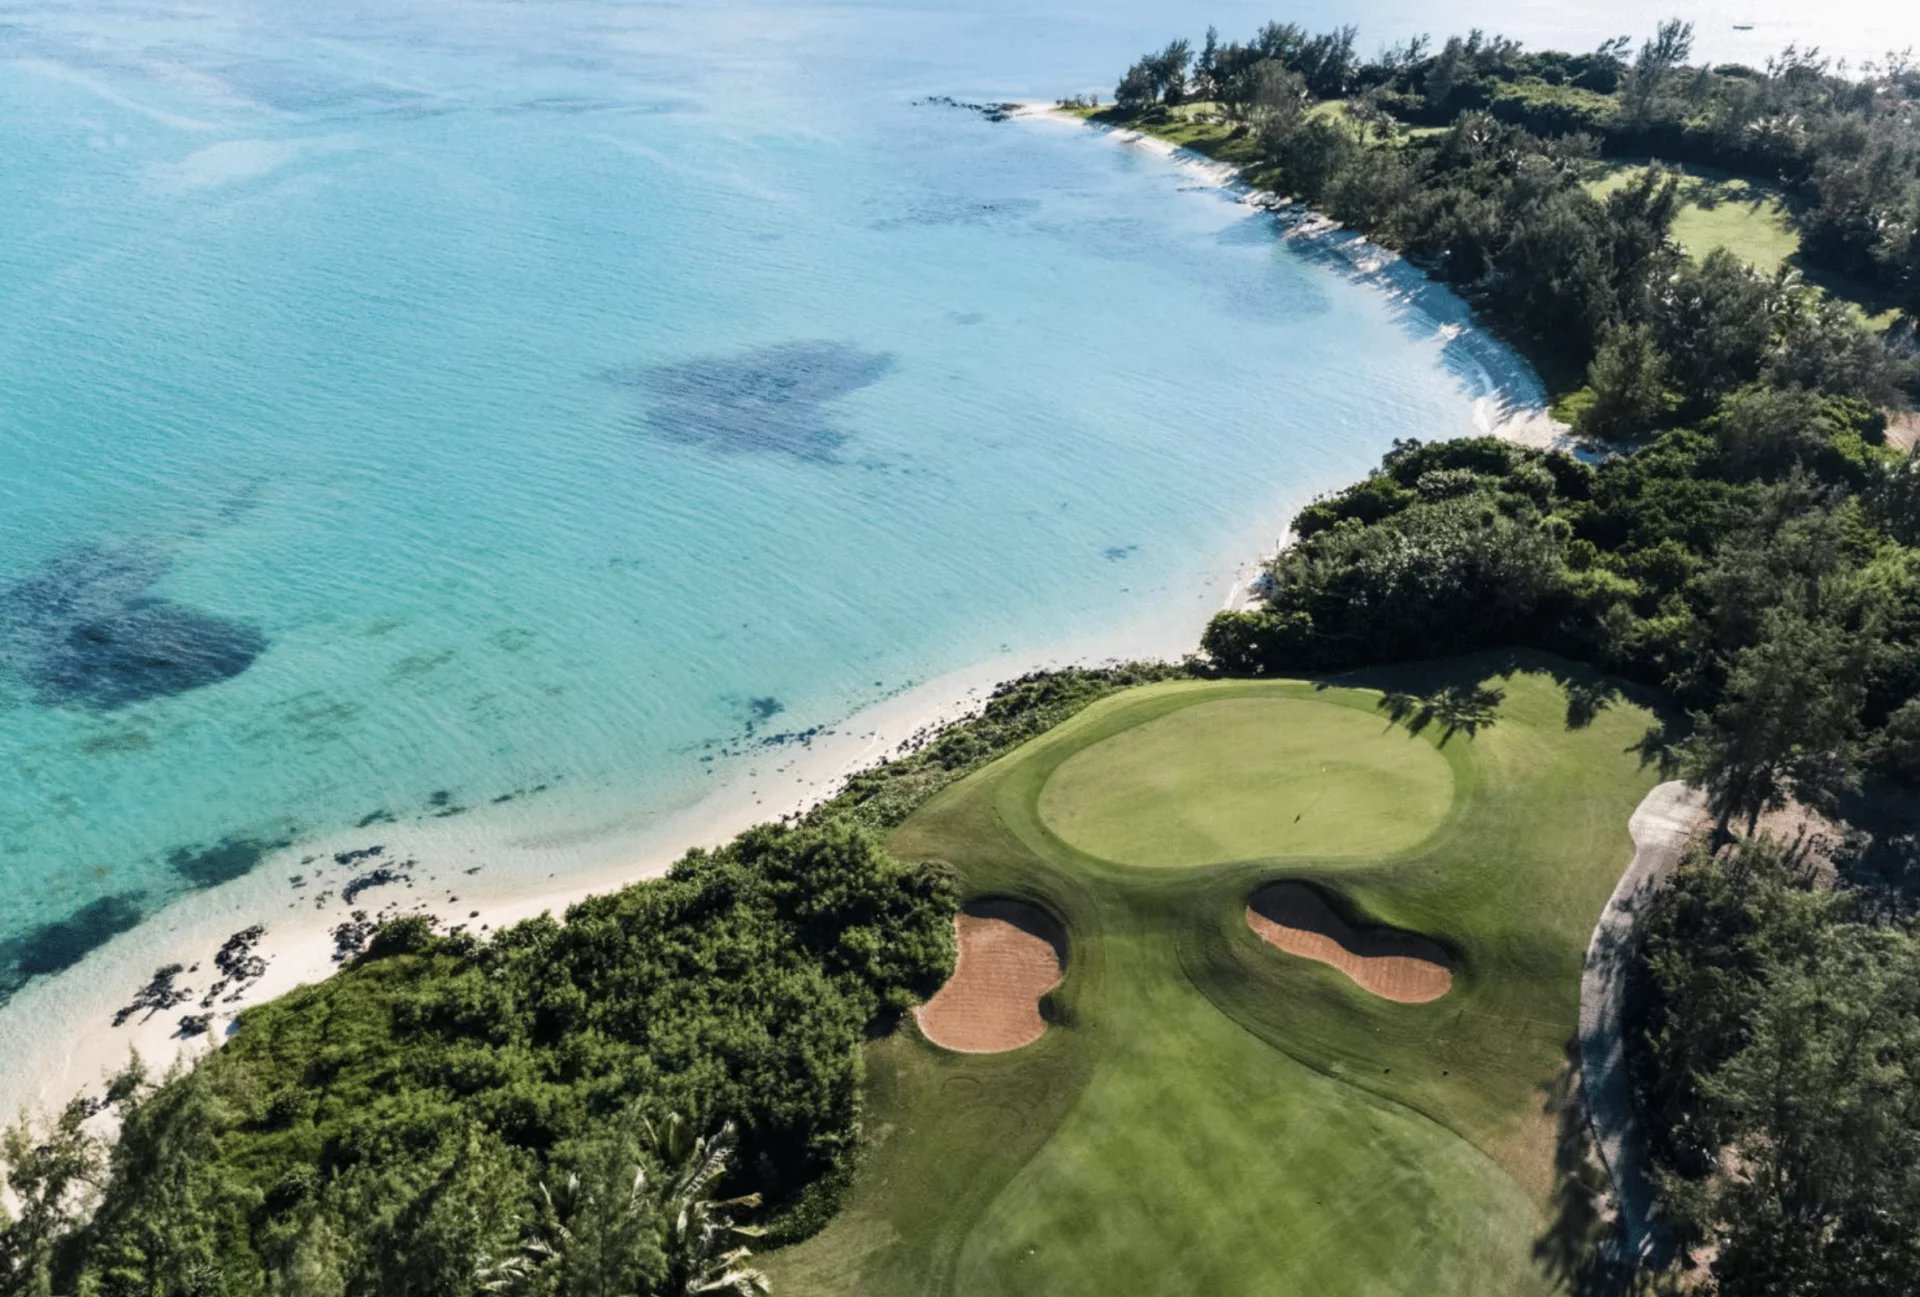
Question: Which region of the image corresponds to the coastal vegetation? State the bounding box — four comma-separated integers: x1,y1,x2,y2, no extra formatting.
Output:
1204,420,1920,835
1095,19,1918,415
0,666,1183,1296
1,822,956,1295
1100,20,1920,833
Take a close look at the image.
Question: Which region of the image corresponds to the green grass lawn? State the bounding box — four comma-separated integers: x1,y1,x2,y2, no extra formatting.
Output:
1587,160,1801,273
1080,100,1416,169
767,652,1666,1296
1036,695,1456,866
1079,101,1264,170
1586,159,1902,331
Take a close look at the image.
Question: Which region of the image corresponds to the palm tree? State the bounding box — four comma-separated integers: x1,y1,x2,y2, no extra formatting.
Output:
645,1114,770,1297
503,1111,768,1297
508,1159,654,1297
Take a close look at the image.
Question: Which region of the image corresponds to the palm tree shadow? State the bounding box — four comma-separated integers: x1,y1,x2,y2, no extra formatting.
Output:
1376,683,1505,744
1318,648,1657,738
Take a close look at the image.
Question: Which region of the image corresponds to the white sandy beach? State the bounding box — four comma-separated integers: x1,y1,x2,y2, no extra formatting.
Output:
0,106,1568,1128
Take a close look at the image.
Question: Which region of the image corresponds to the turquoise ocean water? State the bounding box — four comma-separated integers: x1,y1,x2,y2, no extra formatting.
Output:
0,0,1903,1006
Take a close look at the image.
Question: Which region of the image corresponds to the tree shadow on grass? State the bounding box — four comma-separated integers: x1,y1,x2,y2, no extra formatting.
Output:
1494,653,1624,730
1376,683,1505,744
1317,648,1643,735
1486,649,1628,731
1563,676,1624,730
1629,716,1688,778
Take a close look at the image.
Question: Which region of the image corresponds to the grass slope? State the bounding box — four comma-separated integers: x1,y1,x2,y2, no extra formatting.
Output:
769,653,1665,1296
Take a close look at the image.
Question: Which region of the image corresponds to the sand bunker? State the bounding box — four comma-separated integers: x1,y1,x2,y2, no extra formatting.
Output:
916,899,1066,1053
1246,882,1452,1003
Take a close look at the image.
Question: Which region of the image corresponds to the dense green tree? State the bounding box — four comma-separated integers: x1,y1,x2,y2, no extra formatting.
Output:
1647,251,1774,414
1204,478,1573,673
1706,385,1838,480
19,820,958,1295
1641,841,1920,1295
1241,60,1306,145
0,1101,105,1297
1578,323,1671,439
1270,117,1362,204
1112,63,1154,111
1600,162,1681,291
501,1110,768,1297
646,1117,768,1297
85,1066,235,1297
1873,445,1920,545
520,1115,666,1297
1767,294,1913,405
362,1130,530,1297
1325,148,1417,232
1114,41,1193,109
1877,696,1920,783
1150,40,1193,105
1622,19,1695,123
1680,608,1873,835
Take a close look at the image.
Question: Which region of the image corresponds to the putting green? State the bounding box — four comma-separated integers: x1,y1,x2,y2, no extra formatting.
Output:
769,658,1667,1297
1035,695,1454,866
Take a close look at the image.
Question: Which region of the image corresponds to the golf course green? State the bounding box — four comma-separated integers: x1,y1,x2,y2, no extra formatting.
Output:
768,654,1663,1297
1036,695,1456,866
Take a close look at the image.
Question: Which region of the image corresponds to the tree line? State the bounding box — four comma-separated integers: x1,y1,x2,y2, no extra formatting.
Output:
1112,19,1920,328
1637,837,1920,1293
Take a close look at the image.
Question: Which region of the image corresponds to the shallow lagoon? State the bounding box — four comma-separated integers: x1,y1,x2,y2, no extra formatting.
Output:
0,0,1890,1011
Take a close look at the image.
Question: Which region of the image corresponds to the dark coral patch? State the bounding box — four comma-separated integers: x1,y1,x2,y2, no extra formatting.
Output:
871,196,1039,231
609,340,895,461
0,893,146,1003
168,834,294,888
0,545,265,710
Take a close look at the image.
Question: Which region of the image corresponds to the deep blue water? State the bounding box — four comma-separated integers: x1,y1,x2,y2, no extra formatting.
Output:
0,0,1902,1003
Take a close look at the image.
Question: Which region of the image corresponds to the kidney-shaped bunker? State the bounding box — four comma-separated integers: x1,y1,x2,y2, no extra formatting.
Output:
1246,881,1452,1003
916,898,1067,1053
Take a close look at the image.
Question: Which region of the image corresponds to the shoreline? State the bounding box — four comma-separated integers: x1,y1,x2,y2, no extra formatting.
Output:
0,591,1236,1124
1015,102,1582,456
0,104,1565,1127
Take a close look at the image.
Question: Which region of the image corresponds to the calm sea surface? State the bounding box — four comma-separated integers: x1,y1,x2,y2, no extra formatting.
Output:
0,0,1905,1000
